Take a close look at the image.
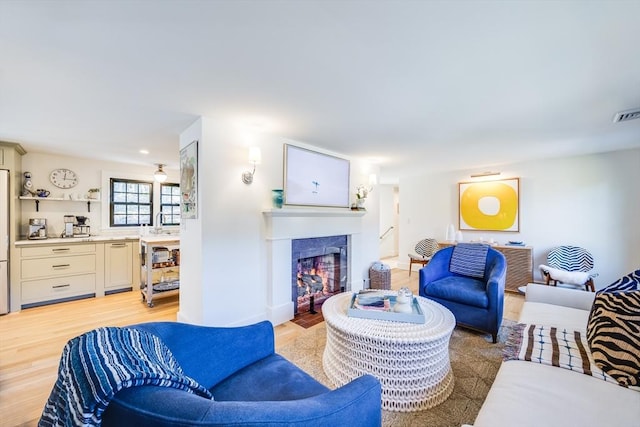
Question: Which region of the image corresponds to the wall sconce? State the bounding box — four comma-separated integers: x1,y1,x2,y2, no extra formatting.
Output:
154,164,167,182
241,147,262,184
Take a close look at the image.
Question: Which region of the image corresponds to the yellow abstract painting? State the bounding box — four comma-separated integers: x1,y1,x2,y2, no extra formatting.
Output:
459,178,519,231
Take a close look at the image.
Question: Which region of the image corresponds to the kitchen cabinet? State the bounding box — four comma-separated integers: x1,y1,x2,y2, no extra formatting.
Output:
14,237,144,310
19,243,102,308
104,241,133,294
140,236,180,307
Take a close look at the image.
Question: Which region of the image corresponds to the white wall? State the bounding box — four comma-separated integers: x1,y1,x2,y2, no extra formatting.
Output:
398,148,640,288
177,116,381,327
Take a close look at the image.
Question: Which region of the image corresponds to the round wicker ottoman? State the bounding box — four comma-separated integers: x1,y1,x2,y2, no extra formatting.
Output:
322,291,455,412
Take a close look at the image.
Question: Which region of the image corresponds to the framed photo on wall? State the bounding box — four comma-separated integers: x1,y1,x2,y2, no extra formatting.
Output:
180,140,198,219
459,177,519,232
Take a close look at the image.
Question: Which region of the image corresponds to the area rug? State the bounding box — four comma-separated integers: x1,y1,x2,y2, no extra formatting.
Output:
278,320,515,427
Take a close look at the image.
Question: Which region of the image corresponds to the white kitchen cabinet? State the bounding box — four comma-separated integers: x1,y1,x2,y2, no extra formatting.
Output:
104,241,133,294
19,243,102,308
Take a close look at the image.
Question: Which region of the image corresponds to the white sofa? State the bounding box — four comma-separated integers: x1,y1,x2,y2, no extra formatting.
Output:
472,283,640,427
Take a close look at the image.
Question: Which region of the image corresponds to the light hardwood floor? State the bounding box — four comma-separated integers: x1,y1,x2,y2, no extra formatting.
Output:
0,269,523,427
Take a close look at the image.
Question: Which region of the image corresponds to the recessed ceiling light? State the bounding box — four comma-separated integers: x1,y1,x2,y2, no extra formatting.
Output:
139,149,149,155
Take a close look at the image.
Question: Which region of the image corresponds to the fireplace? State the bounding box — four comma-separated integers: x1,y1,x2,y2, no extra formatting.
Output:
292,235,348,314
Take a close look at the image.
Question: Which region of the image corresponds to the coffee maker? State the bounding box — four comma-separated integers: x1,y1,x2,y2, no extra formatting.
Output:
74,216,90,237
28,218,47,240
63,215,91,238
63,215,75,238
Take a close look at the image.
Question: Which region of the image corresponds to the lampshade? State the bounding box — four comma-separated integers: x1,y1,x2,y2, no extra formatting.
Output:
248,147,262,164
154,164,167,182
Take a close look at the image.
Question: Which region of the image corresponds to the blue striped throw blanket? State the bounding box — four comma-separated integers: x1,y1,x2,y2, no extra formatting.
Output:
39,327,213,427
449,243,489,278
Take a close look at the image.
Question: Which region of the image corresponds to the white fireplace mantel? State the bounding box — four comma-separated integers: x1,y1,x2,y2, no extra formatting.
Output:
263,208,365,325
262,208,366,218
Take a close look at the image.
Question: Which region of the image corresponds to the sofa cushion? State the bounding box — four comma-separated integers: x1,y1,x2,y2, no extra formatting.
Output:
519,302,589,332
423,276,488,308
473,361,640,427
587,289,640,388
449,243,489,279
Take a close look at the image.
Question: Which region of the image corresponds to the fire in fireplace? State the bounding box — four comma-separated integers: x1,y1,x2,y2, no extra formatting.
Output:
291,235,348,314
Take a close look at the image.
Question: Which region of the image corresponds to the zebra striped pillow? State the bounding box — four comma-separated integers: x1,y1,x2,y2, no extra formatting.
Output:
587,271,640,388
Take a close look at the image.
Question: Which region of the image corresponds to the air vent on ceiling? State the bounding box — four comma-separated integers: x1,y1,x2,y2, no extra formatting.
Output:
613,108,640,123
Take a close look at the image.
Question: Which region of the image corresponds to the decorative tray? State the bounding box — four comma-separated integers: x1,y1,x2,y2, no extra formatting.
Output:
347,292,425,324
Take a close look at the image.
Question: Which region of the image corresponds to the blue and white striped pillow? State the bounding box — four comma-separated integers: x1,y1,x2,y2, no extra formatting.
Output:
449,243,489,279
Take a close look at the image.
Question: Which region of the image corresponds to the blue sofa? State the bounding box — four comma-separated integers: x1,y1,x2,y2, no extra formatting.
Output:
419,245,506,343
101,321,382,426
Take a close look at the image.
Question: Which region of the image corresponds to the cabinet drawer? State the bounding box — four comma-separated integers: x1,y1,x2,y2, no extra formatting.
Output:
21,243,96,258
21,274,96,304
21,254,96,280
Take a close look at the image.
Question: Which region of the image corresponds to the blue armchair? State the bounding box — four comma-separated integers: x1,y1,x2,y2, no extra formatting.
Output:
419,245,506,343
95,321,382,426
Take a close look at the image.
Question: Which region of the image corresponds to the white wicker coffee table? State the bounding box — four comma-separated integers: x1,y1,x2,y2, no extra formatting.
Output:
322,291,456,412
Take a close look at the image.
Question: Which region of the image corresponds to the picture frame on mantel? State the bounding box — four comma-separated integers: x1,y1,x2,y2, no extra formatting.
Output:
180,140,198,219
459,177,519,232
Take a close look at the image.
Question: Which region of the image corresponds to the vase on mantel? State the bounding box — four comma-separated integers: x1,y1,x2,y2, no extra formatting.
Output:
271,189,284,209
356,198,366,209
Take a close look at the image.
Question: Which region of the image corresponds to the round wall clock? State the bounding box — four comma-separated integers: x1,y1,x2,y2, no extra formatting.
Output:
49,168,79,189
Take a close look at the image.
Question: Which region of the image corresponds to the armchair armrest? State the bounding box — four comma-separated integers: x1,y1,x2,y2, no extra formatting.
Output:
207,374,382,425
525,283,595,311
419,247,454,285
105,374,382,427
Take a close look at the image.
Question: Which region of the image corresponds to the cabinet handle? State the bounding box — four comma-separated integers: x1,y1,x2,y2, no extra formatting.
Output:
111,243,126,247
52,284,71,289
52,264,71,269
52,248,71,252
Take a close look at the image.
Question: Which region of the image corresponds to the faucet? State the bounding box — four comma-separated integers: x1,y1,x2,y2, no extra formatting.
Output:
155,212,164,233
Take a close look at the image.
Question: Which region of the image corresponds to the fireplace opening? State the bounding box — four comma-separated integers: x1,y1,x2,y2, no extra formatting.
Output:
292,235,348,314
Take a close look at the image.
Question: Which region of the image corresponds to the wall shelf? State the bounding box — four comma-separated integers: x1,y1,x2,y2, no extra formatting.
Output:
19,196,100,212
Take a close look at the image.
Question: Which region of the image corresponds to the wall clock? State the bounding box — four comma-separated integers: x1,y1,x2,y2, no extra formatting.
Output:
49,168,79,189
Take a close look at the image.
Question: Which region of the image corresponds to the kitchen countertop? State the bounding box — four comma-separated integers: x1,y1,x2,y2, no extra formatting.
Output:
15,233,179,246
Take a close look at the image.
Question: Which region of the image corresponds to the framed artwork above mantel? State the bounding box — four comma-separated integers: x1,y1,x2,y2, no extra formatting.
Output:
458,177,519,232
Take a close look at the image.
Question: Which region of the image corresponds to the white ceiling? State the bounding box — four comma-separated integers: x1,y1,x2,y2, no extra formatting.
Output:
1,1,639,182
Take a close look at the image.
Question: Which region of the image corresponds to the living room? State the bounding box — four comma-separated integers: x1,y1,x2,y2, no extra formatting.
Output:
1,1,640,426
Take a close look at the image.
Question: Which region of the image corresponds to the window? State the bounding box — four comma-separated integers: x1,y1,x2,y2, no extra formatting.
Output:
160,183,181,225
110,178,153,227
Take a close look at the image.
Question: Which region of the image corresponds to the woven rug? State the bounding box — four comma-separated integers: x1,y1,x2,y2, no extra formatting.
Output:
278,319,515,427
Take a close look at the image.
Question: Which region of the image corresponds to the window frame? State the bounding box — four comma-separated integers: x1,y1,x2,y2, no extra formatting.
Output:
109,178,154,227
159,182,181,226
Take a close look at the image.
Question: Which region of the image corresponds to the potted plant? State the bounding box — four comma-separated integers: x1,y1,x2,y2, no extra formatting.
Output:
87,188,100,199
355,185,368,209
